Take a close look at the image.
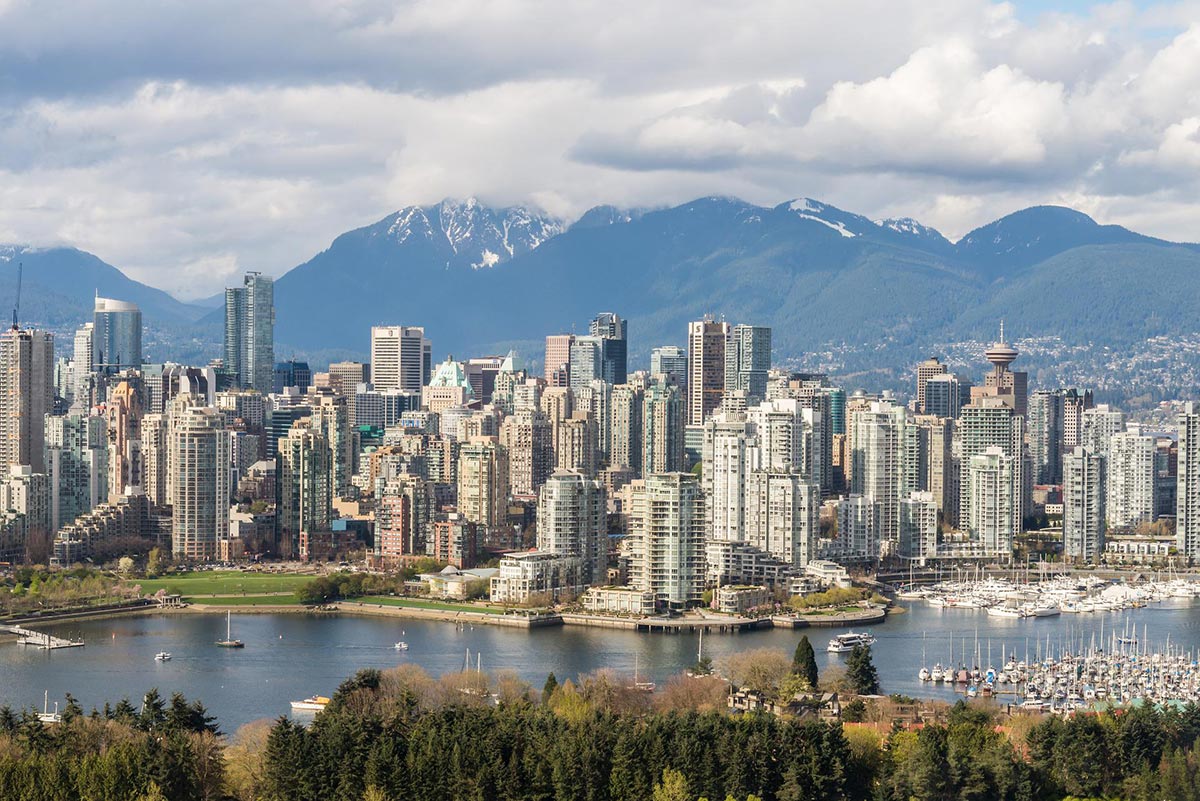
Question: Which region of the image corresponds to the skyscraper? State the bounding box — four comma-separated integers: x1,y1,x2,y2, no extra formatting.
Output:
538,469,607,585
650,345,688,386
105,379,142,499
568,336,603,390
923,374,968,419
273,360,312,394
169,406,230,560
457,436,509,530
45,413,107,533
1107,431,1157,530
543,334,574,387
92,296,143,373
687,318,730,425
915,357,948,413
0,328,54,473
609,384,643,473
1027,389,1065,484
1063,446,1105,563
743,471,819,566
499,409,554,497
849,400,905,548
1081,404,1125,459
966,446,1017,557
370,327,430,393
627,473,705,609
224,272,275,394
643,381,685,474
589,312,628,385
276,423,333,559
959,396,1024,543
1176,402,1200,560
724,324,772,404
899,492,939,561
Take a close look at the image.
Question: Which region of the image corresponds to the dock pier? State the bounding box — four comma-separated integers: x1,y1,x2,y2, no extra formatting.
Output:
1,626,85,650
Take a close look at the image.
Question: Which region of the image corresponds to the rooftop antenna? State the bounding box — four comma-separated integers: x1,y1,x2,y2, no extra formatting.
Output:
11,262,21,330
999,319,1005,343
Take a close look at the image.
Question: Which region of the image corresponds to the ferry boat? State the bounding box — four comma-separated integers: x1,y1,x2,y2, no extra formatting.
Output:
826,631,877,653
154,651,172,661
289,696,331,713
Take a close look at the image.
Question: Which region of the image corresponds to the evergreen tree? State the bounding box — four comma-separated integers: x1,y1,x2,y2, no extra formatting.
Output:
542,672,559,703
845,645,880,695
792,636,819,689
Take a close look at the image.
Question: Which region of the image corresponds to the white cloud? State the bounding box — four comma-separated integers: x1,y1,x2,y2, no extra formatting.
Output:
0,1,1197,297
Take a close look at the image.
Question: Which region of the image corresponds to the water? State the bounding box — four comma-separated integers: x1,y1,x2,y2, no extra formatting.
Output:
3,600,1199,731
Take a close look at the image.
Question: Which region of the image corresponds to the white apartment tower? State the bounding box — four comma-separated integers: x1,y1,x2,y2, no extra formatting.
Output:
1063,446,1105,563
1106,431,1157,530
537,470,607,585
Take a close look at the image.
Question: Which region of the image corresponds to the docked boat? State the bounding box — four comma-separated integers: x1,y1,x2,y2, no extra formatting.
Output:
154,651,172,661
290,696,331,713
215,610,245,648
986,603,1022,618
826,631,877,653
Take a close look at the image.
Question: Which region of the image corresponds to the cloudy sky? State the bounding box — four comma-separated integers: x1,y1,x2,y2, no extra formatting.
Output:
1,0,1199,299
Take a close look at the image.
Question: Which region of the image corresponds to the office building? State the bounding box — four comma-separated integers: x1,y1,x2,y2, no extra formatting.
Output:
725,325,772,404
370,327,430,393
169,406,230,560
273,360,312,394
1063,446,1105,563
568,336,603,390
464,356,504,404
0,328,54,473
1107,431,1157,531
923,373,968,419
92,296,142,373
915,357,948,413
650,345,687,386
538,470,607,584
627,473,705,609
589,312,628,384
224,272,274,394
687,318,730,425
543,334,574,387
423,357,474,414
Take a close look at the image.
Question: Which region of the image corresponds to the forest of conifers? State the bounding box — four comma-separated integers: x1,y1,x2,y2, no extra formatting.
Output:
3,665,1200,801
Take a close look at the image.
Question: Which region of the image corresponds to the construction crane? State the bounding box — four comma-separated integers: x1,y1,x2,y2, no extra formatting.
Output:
10,261,21,330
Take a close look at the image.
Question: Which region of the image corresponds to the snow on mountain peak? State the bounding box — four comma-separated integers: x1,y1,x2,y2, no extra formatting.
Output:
785,197,857,238
376,199,564,268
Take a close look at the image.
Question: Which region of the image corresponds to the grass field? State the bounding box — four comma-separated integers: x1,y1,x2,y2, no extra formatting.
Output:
189,594,301,606
132,572,314,597
355,596,507,615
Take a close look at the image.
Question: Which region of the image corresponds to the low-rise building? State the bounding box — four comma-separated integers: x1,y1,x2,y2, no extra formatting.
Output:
417,565,499,599
488,550,585,604
805,560,853,588
581,585,656,615
714,584,771,614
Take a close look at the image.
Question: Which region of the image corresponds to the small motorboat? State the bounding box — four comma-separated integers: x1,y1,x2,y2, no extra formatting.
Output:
155,652,172,661
394,641,409,651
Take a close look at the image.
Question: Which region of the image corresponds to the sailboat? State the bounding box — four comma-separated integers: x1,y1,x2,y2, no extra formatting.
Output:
215,610,245,648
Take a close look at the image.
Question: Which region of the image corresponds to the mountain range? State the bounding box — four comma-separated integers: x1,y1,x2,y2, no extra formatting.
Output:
4,196,1200,392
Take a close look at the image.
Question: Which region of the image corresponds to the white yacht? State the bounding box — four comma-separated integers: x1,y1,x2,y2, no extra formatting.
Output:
290,696,330,713
154,651,172,661
826,632,877,653
394,641,409,651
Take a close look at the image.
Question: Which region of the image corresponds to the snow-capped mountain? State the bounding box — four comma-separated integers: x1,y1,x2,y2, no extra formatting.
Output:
778,198,875,239
371,198,564,270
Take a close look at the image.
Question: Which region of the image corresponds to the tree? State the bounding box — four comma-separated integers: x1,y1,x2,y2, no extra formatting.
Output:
845,645,880,695
118,556,135,574
792,636,818,689
723,648,792,696
543,672,559,703
147,547,164,577
652,768,690,801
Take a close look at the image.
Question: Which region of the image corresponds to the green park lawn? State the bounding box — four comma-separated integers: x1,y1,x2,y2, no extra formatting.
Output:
355,596,507,615
188,594,301,606
131,571,314,598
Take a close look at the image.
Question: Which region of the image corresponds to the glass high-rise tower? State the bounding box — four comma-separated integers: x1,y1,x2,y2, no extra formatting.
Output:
224,272,275,394
93,296,142,373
